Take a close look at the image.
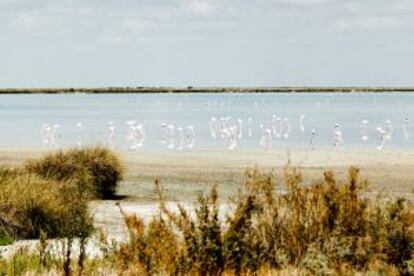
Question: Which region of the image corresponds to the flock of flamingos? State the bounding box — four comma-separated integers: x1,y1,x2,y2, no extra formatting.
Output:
39,114,411,151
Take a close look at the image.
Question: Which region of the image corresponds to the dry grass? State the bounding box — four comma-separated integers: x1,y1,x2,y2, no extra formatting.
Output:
0,146,124,241
25,146,124,199
0,168,93,241
112,167,414,275
0,146,125,275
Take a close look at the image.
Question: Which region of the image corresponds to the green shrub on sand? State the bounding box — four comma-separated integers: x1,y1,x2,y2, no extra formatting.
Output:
25,147,123,199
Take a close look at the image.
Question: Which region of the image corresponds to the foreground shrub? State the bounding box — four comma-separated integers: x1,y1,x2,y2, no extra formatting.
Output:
25,146,123,199
0,170,93,240
1,164,412,275
114,167,414,275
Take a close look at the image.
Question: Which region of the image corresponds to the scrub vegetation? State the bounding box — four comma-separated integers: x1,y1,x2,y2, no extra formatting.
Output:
0,147,413,275
25,147,123,199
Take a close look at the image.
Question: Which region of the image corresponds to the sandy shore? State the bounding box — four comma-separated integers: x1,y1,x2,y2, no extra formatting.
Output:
2,148,413,198
1,148,414,202
119,149,414,200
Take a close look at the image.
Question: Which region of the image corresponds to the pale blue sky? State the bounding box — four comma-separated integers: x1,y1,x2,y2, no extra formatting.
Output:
0,0,413,87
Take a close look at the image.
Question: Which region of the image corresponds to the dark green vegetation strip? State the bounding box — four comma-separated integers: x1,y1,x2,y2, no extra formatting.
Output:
1,86,414,94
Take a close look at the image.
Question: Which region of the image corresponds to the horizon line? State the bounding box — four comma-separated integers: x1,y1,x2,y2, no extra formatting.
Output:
1,86,414,94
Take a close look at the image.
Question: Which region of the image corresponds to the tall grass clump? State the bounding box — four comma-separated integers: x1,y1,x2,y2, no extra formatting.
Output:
113,167,414,275
0,168,93,240
25,146,123,199
0,146,121,241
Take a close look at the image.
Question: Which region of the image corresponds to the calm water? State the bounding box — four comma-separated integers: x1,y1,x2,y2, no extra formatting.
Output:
0,93,413,152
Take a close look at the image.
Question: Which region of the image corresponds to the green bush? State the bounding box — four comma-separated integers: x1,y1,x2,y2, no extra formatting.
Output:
25,147,123,199
0,229,14,245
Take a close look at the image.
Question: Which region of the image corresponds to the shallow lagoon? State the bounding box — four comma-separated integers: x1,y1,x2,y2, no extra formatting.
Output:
0,92,412,151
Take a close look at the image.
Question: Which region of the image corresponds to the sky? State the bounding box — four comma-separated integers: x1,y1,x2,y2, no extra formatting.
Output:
0,0,413,87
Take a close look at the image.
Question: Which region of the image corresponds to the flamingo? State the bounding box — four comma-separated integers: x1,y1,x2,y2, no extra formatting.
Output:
310,128,317,150
126,120,137,142
214,116,244,150
273,117,283,138
176,127,184,151
125,121,146,151
227,125,238,150
376,127,387,150
209,117,218,139
247,117,253,137
259,124,272,151
40,123,52,146
134,124,145,149
166,124,175,149
384,120,394,141
219,117,230,139
126,121,139,151
236,119,243,140
264,129,272,151
259,124,265,147
108,121,115,149
403,116,410,140
185,125,196,149
283,118,291,139
332,123,344,151
160,123,168,144
51,124,61,148
360,119,369,141
271,114,278,135
299,114,305,133
76,122,83,147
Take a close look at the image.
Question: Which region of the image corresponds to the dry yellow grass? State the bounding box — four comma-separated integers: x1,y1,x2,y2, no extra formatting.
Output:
25,146,124,199
0,168,93,241
0,146,124,241
111,167,414,275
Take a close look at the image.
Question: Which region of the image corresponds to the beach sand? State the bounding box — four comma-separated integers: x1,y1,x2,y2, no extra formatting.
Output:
120,149,414,200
